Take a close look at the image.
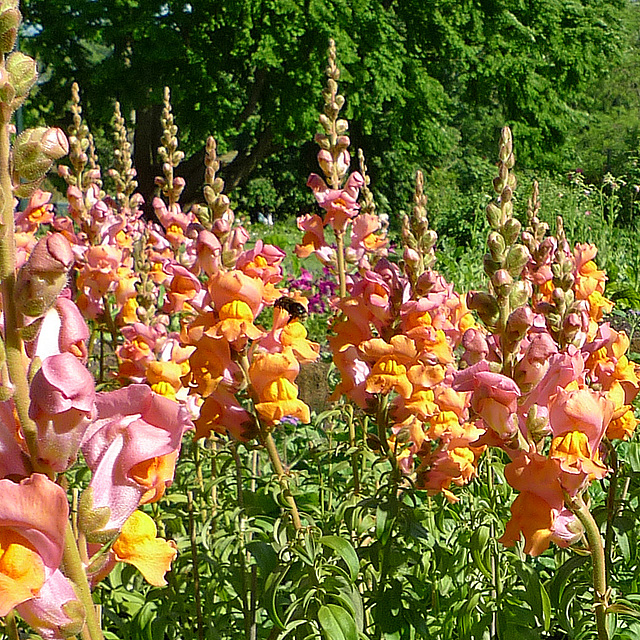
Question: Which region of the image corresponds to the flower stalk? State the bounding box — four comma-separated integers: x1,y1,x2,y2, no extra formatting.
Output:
566,492,609,640
62,521,104,640
261,431,302,531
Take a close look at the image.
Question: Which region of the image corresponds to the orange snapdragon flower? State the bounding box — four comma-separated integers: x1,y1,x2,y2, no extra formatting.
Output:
112,511,177,587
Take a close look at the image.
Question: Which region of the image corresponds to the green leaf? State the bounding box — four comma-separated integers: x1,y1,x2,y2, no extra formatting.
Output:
247,540,278,575
320,536,360,582
318,604,358,640
469,525,492,580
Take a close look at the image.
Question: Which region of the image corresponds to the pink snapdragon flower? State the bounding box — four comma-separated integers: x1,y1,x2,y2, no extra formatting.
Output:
81,385,193,532
16,569,84,640
15,189,54,233
29,353,96,472
454,361,521,439
0,475,68,616
307,171,365,232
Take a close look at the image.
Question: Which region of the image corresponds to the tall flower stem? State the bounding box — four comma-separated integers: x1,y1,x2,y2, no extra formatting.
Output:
261,431,302,531
345,404,360,495
0,103,38,460
335,230,347,299
3,611,20,640
187,490,204,640
62,522,104,640
567,493,609,640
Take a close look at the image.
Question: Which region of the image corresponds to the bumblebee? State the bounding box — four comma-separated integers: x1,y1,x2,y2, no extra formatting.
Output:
274,296,308,322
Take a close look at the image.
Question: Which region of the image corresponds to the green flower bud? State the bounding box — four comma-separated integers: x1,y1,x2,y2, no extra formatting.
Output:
483,254,502,278
526,404,550,443
467,291,500,327
502,217,521,246
488,231,505,260
0,65,14,104
78,487,115,543
486,202,502,229
509,280,532,309
60,601,87,637
13,127,68,183
505,244,531,277
0,6,19,53
6,51,36,101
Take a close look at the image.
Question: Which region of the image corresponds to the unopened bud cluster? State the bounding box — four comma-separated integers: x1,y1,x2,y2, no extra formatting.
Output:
314,39,350,189
402,170,437,286
536,217,584,345
155,87,185,206
108,101,138,206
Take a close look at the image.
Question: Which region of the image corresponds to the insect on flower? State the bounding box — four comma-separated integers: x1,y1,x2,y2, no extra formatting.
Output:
274,296,308,323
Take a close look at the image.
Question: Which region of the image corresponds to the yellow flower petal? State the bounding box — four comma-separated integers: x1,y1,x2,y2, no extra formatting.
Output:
113,511,177,587
0,530,45,615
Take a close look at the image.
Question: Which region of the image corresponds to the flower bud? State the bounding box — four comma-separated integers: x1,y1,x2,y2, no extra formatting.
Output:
462,327,489,365
502,217,521,245
6,51,37,101
509,280,532,309
483,254,501,278
492,269,513,296
78,487,114,542
13,127,69,183
526,404,551,443
488,231,505,260
506,305,533,339
317,149,332,175
403,245,420,268
0,6,19,53
15,233,74,317
486,202,502,229
467,291,500,327
335,119,349,134
505,244,531,277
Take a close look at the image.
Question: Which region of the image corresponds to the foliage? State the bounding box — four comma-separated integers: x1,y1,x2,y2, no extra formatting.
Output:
4,4,640,640
19,0,629,217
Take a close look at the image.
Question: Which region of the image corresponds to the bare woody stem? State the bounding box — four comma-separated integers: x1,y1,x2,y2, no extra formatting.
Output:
566,493,609,640
260,431,302,531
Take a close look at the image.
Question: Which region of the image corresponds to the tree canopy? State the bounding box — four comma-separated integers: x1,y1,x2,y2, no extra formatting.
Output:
20,0,630,217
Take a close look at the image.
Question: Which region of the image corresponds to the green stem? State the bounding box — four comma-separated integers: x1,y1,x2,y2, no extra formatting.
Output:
0,116,39,461
187,491,204,640
3,610,20,640
567,493,609,640
604,441,619,578
346,404,360,495
485,449,502,637
335,230,347,299
261,431,302,531
61,521,104,640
